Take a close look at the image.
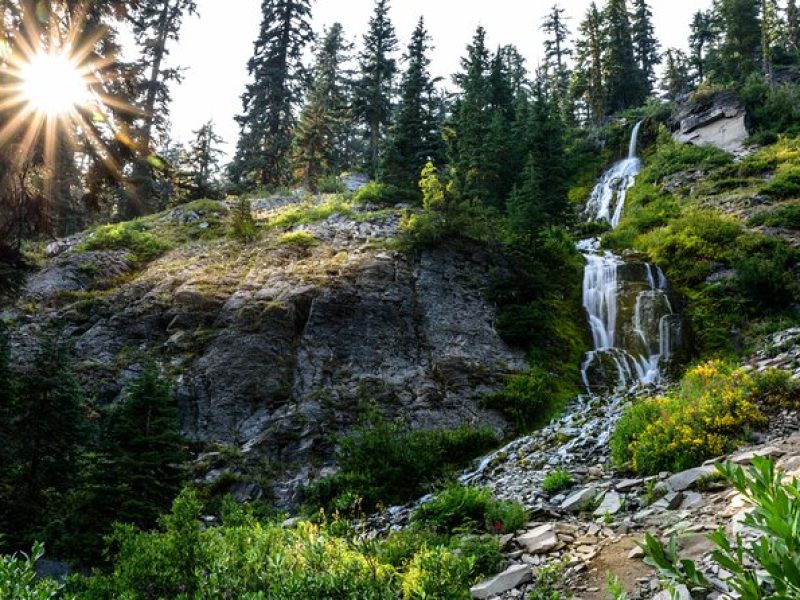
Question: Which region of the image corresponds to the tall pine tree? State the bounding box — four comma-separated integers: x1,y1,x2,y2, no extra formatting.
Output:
381,18,442,190
603,0,646,113
184,120,225,198
689,10,719,82
662,48,691,99
354,0,398,178
541,5,572,97
788,0,800,51
230,0,314,188
717,0,762,82
573,2,605,122
293,23,354,189
631,0,660,95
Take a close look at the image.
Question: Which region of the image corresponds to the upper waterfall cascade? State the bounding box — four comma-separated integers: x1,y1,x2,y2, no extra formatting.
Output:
579,122,680,392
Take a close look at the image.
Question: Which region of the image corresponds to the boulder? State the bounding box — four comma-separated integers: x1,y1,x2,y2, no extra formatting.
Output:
654,584,691,600
653,492,684,511
561,487,597,512
593,491,623,517
671,90,748,154
665,466,717,492
730,446,785,465
516,524,559,554
470,564,532,599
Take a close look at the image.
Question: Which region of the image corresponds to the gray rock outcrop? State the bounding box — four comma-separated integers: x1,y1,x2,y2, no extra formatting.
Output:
671,90,749,154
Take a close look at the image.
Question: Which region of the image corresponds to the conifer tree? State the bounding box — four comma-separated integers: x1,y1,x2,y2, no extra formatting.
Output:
662,48,691,99
354,0,399,178
451,26,492,206
788,0,800,51
761,0,781,80
230,0,314,188
689,10,719,82
507,82,568,244
381,18,442,190
573,2,605,122
603,0,646,113
184,121,225,198
541,5,573,97
294,23,354,189
129,0,198,213
631,0,660,94
717,0,762,81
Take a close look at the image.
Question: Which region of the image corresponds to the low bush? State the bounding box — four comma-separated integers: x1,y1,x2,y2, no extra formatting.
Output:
482,369,561,433
304,420,499,512
611,361,767,475
269,196,353,229
748,203,800,229
317,175,347,194
762,166,800,199
228,197,258,242
640,458,800,598
67,489,503,599
0,543,61,599
734,236,797,312
741,73,800,141
80,221,172,263
751,368,800,410
639,128,732,184
542,469,573,494
278,231,319,248
412,485,527,534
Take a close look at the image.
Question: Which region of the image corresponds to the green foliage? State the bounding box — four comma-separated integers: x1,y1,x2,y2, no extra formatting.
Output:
748,204,800,229
734,235,798,312
638,131,732,184
304,420,499,512
69,489,501,599
80,221,172,263
482,368,561,433
751,368,800,410
611,361,767,474
270,196,354,228
741,74,800,141
278,231,319,248
228,197,258,242
762,167,800,199
317,175,347,194
412,485,527,534
542,469,574,494
642,458,800,599
0,543,61,599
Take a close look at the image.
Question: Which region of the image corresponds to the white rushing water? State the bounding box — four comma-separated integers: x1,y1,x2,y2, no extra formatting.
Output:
579,122,678,392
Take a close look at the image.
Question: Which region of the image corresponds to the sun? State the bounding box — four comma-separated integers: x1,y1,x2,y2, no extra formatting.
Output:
19,51,90,116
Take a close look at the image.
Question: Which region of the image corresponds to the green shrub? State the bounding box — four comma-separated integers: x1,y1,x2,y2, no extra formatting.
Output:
748,204,800,229
412,485,526,534
641,458,800,599
354,181,417,206
400,546,474,600
304,420,499,512
0,543,61,599
80,221,171,263
611,361,767,475
269,196,353,229
741,73,800,140
639,128,732,184
278,231,319,248
542,469,573,494
228,197,258,242
751,368,800,410
317,175,347,194
762,167,800,199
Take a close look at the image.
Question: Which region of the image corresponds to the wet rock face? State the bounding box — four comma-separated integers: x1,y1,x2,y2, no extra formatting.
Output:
6,206,525,508
671,90,749,154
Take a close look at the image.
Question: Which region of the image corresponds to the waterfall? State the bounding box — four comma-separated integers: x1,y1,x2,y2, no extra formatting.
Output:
579,122,679,393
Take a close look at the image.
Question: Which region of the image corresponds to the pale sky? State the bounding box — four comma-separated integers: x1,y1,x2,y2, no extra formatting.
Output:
166,0,714,157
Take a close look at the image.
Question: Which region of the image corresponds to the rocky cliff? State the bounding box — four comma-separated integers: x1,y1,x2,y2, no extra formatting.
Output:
2,197,527,507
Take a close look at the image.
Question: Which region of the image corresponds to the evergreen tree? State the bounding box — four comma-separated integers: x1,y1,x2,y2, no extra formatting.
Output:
100,367,187,529
451,26,492,206
129,0,198,214
717,0,762,82
662,48,692,99
354,0,399,178
293,23,354,189
507,83,569,244
2,337,88,549
573,2,605,122
689,10,719,82
603,0,646,113
761,0,782,80
381,18,442,190
230,0,314,188
788,0,800,51
541,5,573,96
631,0,661,94
184,121,225,198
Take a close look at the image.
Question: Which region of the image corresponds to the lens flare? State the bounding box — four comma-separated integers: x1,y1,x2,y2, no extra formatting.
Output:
20,51,89,116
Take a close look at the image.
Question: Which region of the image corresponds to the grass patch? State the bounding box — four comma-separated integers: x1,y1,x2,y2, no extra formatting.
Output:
269,196,354,229
748,203,800,229
278,231,319,248
79,220,172,263
611,361,767,475
542,469,573,494
412,485,527,534
762,167,800,199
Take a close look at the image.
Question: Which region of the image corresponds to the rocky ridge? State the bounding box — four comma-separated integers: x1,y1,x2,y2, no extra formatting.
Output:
2,196,527,508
